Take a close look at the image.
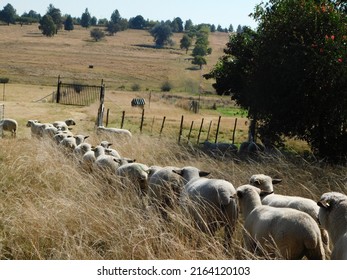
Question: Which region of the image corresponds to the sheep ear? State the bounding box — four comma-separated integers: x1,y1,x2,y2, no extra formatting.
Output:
172,169,183,176
199,171,210,177
84,136,89,140
317,199,331,209
237,190,243,198
272,178,282,185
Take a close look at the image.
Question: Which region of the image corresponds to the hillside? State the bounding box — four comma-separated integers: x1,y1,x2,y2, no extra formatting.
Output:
0,24,228,92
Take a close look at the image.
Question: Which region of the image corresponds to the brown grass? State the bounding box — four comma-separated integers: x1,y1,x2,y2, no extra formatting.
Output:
0,24,346,260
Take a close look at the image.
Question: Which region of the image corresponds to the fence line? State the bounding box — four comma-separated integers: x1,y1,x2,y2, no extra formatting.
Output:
0,104,4,137
103,108,241,145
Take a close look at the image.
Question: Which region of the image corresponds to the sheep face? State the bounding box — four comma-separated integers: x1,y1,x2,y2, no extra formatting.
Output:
249,174,282,194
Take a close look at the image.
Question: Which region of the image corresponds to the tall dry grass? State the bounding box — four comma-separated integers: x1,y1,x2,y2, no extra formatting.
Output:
1,131,346,260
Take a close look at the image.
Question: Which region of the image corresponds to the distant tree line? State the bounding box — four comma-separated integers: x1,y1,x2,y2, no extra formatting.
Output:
0,2,247,34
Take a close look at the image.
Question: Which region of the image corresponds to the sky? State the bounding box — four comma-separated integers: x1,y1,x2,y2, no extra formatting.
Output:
1,0,262,29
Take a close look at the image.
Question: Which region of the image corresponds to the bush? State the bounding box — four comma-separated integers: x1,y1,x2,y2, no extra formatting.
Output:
131,83,141,91
161,81,172,92
90,28,105,41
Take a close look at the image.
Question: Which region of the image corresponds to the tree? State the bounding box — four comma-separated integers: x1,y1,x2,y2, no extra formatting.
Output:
236,24,243,34
171,17,184,32
129,15,146,29
184,19,193,31
205,0,347,163
64,15,74,31
90,28,105,41
150,22,173,48
90,16,97,26
0,4,17,25
46,4,62,32
39,14,56,36
180,34,192,53
228,24,234,33
192,55,207,69
80,8,91,28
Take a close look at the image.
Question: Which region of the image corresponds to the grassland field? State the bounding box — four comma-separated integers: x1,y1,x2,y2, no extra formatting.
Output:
0,24,346,260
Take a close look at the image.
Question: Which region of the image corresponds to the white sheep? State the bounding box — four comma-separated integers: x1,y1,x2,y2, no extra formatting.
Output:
96,125,132,139
116,162,149,196
317,191,347,260
173,166,238,249
147,165,186,217
81,145,105,171
53,118,76,128
249,173,330,255
0,118,18,137
74,142,92,158
236,184,325,259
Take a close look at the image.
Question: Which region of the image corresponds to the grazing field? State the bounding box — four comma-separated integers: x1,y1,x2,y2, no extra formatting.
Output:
0,24,346,260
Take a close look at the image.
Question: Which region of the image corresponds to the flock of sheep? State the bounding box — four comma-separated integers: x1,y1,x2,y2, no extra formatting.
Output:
2,117,347,260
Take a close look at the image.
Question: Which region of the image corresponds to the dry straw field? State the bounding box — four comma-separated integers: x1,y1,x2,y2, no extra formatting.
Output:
0,24,346,260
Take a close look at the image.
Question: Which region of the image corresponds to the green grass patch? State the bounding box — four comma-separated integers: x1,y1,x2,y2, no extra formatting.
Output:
215,107,248,117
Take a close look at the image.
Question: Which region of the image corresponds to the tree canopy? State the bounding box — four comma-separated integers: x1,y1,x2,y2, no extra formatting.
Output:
39,14,56,36
0,3,17,25
80,8,91,28
205,0,347,163
150,22,173,48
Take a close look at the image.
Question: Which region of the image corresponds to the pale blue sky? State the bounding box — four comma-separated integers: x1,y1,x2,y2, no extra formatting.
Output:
1,0,262,29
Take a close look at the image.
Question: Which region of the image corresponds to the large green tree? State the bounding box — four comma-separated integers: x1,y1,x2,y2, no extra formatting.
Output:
205,0,347,163
64,15,74,31
0,3,17,25
150,22,173,48
46,4,62,33
39,14,56,36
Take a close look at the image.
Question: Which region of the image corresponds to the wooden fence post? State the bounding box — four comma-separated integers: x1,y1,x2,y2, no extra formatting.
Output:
187,121,194,143
140,108,145,133
159,116,166,137
105,109,110,127
197,118,204,144
232,118,238,144
206,120,213,141
121,111,125,128
178,115,184,144
215,115,221,143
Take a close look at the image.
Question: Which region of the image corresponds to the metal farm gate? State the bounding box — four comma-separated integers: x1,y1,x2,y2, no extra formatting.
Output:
56,77,105,106
0,104,4,137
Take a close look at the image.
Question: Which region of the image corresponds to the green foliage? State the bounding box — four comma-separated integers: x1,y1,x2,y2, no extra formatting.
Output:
46,4,62,32
150,22,173,48
80,8,91,28
129,15,146,29
131,83,141,91
90,28,105,41
39,14,56,37
161,81,173,92
180,34,192,53
0,3,17,25
192,55,207,69
64,15,74,31
205,0,347,163
171,17,184,32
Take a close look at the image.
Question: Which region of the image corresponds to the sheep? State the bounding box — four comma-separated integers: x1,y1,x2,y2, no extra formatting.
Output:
317,192,347,260
74,142,92,158
116,162,149,196
26,120,45,137
53,118,76,128
81,145,105,171
96,125,132,139
202,140,238,156
236,184,325,259
147,166,186,218
249,173,330,256
173,166,238,249
59,134,89,153
0,118,18,137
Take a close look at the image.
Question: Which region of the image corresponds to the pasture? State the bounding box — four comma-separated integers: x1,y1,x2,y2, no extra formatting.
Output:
0,24,346,260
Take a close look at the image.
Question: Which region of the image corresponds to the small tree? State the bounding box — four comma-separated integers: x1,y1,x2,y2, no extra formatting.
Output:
90,28,105,41
39,14,56,37
129,15,146,29
80,8,91,28
64,15,74,31
192,55,207,69
150,22,173,48
180,34,192,53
